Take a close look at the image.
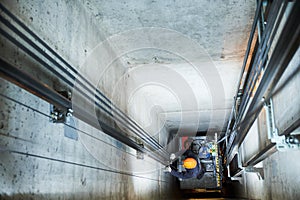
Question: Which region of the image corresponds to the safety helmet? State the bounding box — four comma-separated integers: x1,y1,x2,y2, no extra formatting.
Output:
183,157,197,169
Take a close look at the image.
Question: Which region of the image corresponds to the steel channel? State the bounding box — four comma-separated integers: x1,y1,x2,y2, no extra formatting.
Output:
0,59,169,164
238,1,286,121
227,1,286,153
244,143,276,167
237,0,283,123
264,102,272,139
0,11,167,154
0,3,167,153
224,1,263,149
0,59,71,109
239,1,287,122
234,0,262,95
0,59,135,151
226,0,300,165
223,0,262,154
226,0,286,156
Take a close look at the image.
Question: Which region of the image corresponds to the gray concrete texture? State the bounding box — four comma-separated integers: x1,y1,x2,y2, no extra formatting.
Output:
240,150,300,200
0,0,256,138
0,79,177,199
0,0,183,199
2,0,299,199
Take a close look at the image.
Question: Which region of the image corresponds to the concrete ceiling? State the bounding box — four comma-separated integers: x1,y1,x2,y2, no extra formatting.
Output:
82,0,256,135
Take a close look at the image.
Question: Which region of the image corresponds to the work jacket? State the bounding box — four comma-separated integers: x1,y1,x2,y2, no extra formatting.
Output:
170,150,203,179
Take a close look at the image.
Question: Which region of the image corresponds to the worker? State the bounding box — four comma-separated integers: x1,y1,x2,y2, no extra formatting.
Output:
165,150,205,179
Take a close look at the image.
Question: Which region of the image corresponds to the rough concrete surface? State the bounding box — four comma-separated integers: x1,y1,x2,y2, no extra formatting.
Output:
2,0,299,200
0,79,178,199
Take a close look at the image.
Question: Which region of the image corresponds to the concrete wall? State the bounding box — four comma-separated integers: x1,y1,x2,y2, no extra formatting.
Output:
273,47,300,136
78,0,255,137
0,79,177,199
0,0,130,107
0,1,178,199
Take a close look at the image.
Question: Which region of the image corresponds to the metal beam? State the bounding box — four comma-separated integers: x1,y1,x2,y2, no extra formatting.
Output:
244,143,276,167
0,4,168,154
0,59,71,110
226,0,300,165
0,59,166,161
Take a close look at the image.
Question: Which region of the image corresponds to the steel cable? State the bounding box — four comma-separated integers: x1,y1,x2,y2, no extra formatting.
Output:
0,4,168,156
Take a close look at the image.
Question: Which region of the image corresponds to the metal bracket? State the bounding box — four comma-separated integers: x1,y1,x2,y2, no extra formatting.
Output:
50,91,73,123
245,166,264,180
134,136,145,160
231,166,264,181
136,143,145,160
264,98,300,151
284,135,300,150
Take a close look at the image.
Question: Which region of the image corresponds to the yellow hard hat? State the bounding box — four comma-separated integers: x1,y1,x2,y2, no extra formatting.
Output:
183,158,197,169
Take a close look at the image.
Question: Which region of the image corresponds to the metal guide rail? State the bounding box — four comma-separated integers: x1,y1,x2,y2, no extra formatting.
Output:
222,0,300,171
0,3,170,164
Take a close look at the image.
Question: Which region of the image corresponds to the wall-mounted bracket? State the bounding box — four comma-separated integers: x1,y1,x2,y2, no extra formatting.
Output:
245,166,264,180
264,98,300,151
136,143,145,160
50,91,73,123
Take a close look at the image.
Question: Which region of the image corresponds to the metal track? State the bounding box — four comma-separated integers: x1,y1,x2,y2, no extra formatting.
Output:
0,59,169,164
0,3,170,163
0,59,142,152
225,0,300,165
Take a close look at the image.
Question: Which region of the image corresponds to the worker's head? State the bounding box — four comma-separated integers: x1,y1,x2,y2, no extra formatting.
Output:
183,157,197,169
